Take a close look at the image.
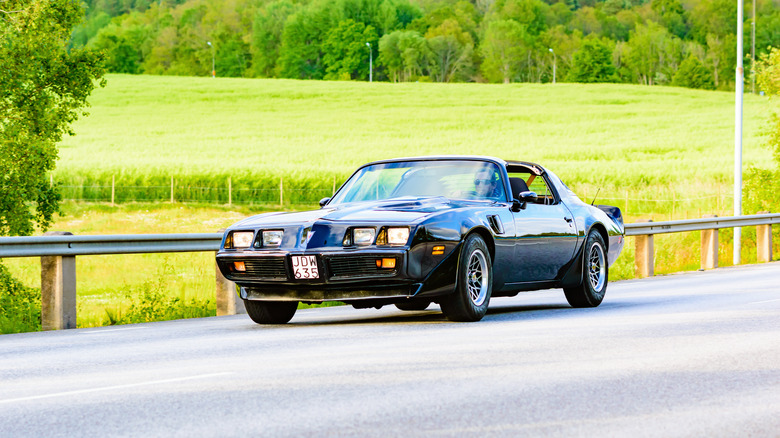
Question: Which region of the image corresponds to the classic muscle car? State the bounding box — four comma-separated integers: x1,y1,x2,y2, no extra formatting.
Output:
216,156,624,323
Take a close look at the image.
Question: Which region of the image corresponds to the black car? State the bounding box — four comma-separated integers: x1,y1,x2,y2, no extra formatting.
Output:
216,156,625,323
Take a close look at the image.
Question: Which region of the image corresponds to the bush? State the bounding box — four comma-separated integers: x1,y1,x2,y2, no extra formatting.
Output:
672,56,715,90
0,262,41,334
566,39,617,83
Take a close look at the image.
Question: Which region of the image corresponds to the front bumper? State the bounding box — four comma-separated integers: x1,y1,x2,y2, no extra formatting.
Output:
216,249,422,302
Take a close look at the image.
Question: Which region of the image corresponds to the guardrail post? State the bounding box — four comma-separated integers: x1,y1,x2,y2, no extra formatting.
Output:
700,215,718,270
634,220,654,278
40,231,77,330
215,229,245,316
757,211,773,262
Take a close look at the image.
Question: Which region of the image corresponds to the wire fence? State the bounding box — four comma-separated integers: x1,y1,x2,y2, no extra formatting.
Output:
57,178,744,219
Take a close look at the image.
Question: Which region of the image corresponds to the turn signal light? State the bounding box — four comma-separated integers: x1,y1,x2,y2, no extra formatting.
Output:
432,245,445,255
234,261,246,272
375,258,396,269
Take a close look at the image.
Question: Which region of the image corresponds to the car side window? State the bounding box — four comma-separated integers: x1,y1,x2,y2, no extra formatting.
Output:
507,172,556,205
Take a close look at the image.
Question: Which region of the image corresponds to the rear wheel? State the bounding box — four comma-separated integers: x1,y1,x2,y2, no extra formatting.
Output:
564,231,608,308
243,300,298,324
440,234,492,322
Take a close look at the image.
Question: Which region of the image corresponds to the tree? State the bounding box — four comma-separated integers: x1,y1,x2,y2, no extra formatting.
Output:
0,0,105,237
425,18,474,82
671,55,714,89
251,0,298,77
744,47,780,214
322,19,378,80
479,19,530,83
623,22,677,85
379,30,431,82
566,38,616,83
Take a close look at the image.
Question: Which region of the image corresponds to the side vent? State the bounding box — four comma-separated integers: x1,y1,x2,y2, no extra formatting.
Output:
487,215,504,234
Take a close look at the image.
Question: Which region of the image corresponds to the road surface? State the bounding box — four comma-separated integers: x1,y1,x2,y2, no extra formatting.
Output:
1,262,779,437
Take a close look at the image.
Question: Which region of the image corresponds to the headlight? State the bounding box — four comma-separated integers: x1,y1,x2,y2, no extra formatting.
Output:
262,230,284,247
232,231,254,249
386,227,410,246
353,228,376,246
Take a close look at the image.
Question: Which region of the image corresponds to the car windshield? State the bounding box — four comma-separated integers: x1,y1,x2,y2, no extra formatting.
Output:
329,160,507,206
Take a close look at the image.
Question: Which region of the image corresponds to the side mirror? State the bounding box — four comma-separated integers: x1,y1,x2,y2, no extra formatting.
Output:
319,197,331,208
511,191,538,212
519,191,538,202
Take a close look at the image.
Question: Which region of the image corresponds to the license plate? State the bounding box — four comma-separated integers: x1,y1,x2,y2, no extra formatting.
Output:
291,255,319,279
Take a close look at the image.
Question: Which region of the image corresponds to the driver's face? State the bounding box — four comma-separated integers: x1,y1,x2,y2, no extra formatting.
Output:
474,172,496,197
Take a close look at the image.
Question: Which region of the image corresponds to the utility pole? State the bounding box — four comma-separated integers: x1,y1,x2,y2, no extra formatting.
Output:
751,0,756,94
548,48,556,84
735,0,744,265
207,41,215,78
366,42,373,83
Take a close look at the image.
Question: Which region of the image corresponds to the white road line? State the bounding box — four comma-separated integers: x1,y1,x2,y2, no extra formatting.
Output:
80,327,149,334
748,298,780,305
0,372,233,404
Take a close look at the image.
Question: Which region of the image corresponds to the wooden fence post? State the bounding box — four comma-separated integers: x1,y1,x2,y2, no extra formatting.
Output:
757,211,773,262
170,176,174,203
634,220,654,278
700,214,718,270
111,175,115,206
40,231,77,330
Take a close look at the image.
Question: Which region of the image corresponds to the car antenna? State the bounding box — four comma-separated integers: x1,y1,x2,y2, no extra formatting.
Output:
591,188,601,206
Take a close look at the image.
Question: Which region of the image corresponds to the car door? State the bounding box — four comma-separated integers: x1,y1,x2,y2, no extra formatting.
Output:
507,177,578,283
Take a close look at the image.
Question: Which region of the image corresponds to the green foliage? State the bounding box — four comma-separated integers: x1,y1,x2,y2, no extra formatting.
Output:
323,20,378,80
378,30,431,82
114,261,215,324
566,38,616,83
671,55,714,89
744,48,780,215
70,0,780,87
479,19,531,83
756,47,780,96
0,0,105,237
0,262,41,334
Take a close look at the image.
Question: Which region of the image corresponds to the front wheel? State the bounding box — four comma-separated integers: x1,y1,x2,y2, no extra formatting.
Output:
243,300,298,324
563,231,608,308
440,234,493,322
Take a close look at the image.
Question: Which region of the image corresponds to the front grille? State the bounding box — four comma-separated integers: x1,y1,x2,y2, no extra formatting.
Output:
328,255,397,279
238,257,287,280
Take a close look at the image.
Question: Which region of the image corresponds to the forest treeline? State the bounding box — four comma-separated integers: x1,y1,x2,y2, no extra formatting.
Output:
72,0,780,89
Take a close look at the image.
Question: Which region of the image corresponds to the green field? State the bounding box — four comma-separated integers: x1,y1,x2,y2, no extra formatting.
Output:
56,74,775,214
4,74,779,330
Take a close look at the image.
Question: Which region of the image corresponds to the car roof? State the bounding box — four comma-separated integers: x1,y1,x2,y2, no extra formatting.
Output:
363,155,545,174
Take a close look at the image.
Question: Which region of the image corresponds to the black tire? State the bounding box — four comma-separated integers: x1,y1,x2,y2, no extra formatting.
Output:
243,300,298,324
395,301,431,311
564,230,608,308
440,234,493,322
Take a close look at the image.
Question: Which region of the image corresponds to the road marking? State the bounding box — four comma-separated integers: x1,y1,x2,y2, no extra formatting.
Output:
80,327,149,334
748,298,780,305
0,372,233,404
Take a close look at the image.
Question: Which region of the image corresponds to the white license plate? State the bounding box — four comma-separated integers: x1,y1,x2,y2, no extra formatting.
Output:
291,255,319,279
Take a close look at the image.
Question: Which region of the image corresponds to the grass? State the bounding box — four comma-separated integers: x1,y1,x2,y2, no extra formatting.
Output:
4,74,780,331
55,74,776,211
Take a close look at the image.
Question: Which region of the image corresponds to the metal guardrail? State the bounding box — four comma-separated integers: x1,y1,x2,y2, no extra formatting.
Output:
0,213,775,330
0,233,223,257
0,213,777,257
625,213,780,236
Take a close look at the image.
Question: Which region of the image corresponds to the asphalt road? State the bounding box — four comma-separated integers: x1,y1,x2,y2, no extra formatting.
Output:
1,262,779,437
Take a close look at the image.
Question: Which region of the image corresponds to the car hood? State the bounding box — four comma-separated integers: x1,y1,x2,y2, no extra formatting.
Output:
231,197,490,229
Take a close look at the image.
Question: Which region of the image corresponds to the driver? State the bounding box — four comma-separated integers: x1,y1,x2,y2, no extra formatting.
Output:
474,169,499,199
